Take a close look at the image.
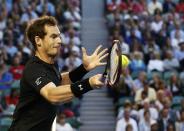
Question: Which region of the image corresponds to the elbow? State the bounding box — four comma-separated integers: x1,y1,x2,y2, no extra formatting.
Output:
48,98,61,105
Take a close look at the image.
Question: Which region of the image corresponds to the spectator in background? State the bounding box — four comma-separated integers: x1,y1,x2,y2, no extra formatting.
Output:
176,99,184,121
151,121,158,131
147,51,164,72
131,0,147,14
106,8,123,28
125,124,133,131
122,68,135,91
138,99,158,121
36,0,55,16
164,97,177,121
56,113,73,131
112,75,132,103
133,71,147,90
147,0,163,15
64,2,81,29
116,106,138,131
150,14,163,34
176,0,184,14
64,52,82,71
120,38,130,55
157,80,173,99
135,81,157,103
174,42,184,63
9,53,24,80
139,110,156,131
64,27,81,46
167,123,175,131
171,29,184,50
5,88,19,106
125,29,142,47
4,30,18,58
163,0,176,13
149,74,162,91
106,0,121,12
175,109,184,131
129,51,146,74
20,5,38,24
168,73,182,96
158,108,176,131
170,23,184,41
163,50,180,71
144,38,160,64
117,100,134,120
0,54,13,89
155,90,165,111
162,37,173,53
0,12,7,31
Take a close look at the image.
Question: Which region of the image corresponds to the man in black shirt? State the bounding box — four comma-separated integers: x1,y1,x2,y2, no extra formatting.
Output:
9,16,108,131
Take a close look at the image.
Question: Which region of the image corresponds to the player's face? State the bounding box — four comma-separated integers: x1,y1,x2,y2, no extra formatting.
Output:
42,25,62,57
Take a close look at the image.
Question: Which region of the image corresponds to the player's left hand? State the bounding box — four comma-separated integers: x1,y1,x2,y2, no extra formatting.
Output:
82,45,108,71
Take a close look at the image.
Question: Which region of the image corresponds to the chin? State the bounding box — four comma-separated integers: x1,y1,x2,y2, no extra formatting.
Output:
48,52,58,57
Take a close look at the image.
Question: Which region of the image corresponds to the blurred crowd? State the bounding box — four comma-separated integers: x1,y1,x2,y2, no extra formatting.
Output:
105,0,184,131
0,0,82,130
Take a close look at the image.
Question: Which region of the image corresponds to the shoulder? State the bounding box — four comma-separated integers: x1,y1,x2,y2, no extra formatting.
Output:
23,58,48,79
130,118,137,125
24,57,46,72
117,118,125,124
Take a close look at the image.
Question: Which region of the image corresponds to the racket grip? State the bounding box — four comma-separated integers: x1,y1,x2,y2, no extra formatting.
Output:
101,74,107,83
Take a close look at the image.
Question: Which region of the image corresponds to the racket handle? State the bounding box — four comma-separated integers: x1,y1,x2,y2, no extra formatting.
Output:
101,74,107,83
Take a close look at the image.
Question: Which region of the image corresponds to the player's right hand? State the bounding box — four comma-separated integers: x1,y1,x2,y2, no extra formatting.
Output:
89,74,104,89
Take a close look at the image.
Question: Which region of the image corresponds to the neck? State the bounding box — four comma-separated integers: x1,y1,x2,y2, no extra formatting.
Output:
125,118,129,122
35,51,55,64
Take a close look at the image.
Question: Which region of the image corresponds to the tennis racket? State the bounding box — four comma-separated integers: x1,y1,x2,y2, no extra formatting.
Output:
102,40,122,87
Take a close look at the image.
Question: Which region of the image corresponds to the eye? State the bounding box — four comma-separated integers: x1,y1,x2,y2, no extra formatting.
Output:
52,35,57,39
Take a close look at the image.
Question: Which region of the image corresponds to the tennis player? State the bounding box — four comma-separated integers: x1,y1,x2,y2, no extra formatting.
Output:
9,16,108,131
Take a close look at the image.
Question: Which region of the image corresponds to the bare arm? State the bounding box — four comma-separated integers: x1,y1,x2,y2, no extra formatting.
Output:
40,74,104,104
60,72,71,85
40,82,74,104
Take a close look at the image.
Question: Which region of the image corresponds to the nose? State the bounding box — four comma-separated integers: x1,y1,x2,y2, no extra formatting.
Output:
57,36,62,45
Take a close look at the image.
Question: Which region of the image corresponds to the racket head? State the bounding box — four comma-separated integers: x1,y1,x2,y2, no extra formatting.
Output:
107,40,122,86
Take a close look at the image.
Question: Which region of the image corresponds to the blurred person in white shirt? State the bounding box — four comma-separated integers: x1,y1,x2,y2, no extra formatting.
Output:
147,51,164,72
138,99,158,121
139,110,156,131
175,109,184,131
116,106,138,131
148,0,163,15
150,14,163,34
56,113,73,131
135,81,157,103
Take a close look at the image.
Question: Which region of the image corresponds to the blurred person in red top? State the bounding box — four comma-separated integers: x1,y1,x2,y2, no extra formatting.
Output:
131,0,147,14
5,88,19,106
106,0,122,12
176,0,184,14
9,52,24,80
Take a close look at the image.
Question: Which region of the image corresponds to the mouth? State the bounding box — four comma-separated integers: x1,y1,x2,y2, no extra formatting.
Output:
53,45,61,48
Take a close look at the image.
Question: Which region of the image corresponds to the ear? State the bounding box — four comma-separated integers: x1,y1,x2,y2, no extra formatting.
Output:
35,36,42,47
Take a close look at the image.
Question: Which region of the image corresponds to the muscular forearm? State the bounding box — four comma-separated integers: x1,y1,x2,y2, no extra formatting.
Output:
41,78,93,104
48,85,74,104
40,82,74,104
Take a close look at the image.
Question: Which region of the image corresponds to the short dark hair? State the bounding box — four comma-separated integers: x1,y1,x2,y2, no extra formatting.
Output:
26,16,57,50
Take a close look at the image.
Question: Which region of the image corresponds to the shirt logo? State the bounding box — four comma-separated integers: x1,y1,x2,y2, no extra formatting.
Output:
78,84,83,91
35,77,42,86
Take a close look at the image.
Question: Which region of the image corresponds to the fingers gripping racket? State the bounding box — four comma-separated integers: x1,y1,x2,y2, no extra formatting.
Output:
102,40,122,87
